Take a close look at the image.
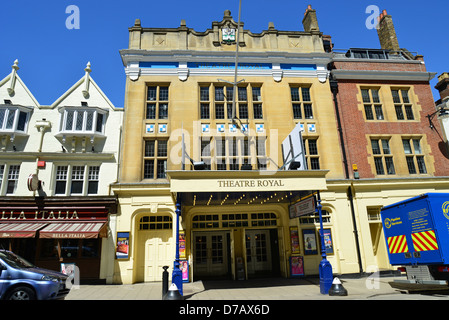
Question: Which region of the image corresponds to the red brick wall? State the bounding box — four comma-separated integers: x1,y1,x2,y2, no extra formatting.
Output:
334,79,449,179
333,60,427,72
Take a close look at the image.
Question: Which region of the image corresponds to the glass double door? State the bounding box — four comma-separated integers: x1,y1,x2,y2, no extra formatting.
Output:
193,229,275,279
245,230,272,277
194,231,229,279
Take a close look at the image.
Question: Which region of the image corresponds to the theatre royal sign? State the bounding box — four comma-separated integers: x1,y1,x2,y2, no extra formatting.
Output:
167,171,329,193
218,179,285,188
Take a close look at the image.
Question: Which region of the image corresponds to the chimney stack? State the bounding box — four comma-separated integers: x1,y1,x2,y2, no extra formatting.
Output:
377,10,400,52
302,5,320,32
435,73,449,102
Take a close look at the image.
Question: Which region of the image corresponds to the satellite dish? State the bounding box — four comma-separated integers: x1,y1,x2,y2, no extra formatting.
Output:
27,174,40,191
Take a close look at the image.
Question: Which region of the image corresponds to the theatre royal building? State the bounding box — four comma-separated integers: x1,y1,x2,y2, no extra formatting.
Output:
111,7,449,285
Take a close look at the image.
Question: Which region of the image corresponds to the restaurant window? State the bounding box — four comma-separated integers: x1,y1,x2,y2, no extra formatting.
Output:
88,166,100,194
39,239,58,259
42,239,100,259
82,239,100,258
59,108,106,134
0,164,4,191
6,165,20,194
143,140,168,179
146,85,169,119
61,239,79,259
0,107,31,133
71,166,85,194
54,164,101,196
291,87,313,119
55,166,68,195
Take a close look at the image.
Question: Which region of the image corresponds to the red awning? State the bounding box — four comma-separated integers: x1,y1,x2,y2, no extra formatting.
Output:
0,223,49,238
39,221,108,239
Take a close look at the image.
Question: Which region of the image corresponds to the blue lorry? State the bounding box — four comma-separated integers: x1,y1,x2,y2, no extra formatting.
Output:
381,193,449,291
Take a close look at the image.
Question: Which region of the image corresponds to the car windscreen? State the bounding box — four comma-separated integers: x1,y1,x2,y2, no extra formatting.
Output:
0,251,35,269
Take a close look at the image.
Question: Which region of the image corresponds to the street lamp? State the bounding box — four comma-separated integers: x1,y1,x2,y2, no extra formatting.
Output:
427,99,449,129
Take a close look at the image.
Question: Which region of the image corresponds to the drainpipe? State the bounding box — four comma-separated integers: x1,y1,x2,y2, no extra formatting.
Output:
348,185,364,274
330,77,349,179
329,76,363,274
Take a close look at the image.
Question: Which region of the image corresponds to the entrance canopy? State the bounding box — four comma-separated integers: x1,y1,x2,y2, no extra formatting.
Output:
0,221,108,239
167,170,328,206
0,222,48,238
39,221,108,239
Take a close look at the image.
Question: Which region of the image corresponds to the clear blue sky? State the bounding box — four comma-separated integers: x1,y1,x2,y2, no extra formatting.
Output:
1,0,448,107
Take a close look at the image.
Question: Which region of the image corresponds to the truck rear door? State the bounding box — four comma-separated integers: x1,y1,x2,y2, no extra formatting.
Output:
382,195,443,265
405,196,442,264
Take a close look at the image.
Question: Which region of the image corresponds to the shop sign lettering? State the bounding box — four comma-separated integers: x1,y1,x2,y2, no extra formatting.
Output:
217,179,285,188
49,233,86,239
0,210,80,220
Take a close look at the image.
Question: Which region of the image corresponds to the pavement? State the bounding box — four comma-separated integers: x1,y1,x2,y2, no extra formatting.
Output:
64,274,449,301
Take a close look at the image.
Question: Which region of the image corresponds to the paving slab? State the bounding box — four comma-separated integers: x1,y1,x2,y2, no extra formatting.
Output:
65,275,449,301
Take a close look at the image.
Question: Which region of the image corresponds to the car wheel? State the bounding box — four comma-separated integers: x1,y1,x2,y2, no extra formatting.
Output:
6,286,36,300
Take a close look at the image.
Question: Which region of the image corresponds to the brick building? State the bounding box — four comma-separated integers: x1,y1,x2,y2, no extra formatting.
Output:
0,60,123,283
325,10,449,272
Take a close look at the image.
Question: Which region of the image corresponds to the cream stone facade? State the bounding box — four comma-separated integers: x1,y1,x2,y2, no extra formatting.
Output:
113,7,449,286
113,7,349,285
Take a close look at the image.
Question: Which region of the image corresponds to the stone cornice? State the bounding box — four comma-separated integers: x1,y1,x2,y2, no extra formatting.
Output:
331,69,436,82
120,49,332,66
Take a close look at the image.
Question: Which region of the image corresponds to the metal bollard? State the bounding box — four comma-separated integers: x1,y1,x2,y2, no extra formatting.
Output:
162,266,169,297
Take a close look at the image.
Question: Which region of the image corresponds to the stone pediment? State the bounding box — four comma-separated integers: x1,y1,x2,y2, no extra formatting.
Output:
127,9,326,53
211,10,244,46
212,10,242,30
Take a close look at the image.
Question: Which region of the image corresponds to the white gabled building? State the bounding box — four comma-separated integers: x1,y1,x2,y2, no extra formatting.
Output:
0,60,123,284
